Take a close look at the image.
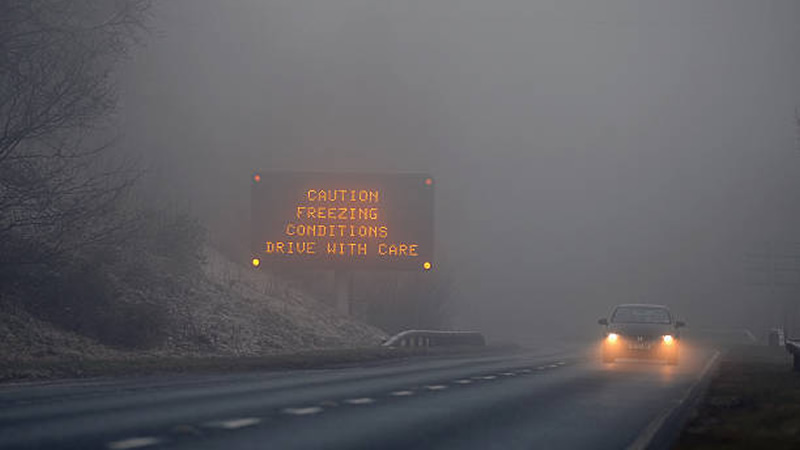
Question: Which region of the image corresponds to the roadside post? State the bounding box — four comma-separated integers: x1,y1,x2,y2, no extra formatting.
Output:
745,242,800,341
334,269,352,315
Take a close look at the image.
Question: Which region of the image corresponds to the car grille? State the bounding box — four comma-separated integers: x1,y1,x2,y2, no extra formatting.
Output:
624,335,659,342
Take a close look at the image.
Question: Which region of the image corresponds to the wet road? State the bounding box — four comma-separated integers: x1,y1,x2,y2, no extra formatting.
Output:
0,343,717,450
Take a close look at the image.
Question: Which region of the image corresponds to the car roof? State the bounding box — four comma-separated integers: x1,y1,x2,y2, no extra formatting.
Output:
613,303,670,309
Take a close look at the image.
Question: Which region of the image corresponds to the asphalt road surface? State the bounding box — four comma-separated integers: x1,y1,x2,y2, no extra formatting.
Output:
0,343,718,450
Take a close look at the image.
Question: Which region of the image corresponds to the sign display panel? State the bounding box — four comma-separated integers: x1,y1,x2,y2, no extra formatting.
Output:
251,172,434,270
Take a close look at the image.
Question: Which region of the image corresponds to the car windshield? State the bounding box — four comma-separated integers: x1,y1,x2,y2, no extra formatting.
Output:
611,307,672,324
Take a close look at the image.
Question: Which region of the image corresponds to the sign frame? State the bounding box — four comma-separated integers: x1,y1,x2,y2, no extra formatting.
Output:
250,171,435,272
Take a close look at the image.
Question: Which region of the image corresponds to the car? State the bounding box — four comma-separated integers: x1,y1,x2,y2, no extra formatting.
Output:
597,304,685,365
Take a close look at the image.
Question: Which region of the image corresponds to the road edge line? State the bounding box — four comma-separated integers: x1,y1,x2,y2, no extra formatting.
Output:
625,350,721,450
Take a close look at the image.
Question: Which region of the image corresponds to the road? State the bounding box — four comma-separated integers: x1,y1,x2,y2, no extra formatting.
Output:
0,343,717,450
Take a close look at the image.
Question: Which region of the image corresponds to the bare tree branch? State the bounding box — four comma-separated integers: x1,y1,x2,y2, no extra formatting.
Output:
0,0,151,269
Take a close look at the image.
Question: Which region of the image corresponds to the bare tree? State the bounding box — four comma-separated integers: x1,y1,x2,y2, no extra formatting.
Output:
0,0,150,267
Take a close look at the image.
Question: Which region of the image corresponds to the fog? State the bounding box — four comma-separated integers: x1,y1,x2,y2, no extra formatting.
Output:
118,0,800,343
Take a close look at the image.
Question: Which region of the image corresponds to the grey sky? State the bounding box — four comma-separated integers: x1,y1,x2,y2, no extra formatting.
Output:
119,0,800,341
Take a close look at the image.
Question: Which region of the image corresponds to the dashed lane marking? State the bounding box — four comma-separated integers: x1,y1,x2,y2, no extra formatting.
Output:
107,437,163,450
205,417,261,430
104,361,582,450
282,406,324,416
390,390,415,397
345,397,375,405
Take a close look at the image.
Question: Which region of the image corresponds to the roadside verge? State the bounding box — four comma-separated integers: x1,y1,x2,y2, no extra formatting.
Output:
673,344,800,449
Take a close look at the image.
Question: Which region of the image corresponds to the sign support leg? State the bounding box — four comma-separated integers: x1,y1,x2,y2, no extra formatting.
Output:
335,270,352,315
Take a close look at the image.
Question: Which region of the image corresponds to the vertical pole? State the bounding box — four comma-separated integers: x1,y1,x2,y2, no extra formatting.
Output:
783,295,789,344
335,270,351,315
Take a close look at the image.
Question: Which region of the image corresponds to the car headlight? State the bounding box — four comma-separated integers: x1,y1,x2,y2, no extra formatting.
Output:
607,333,619,343
662,335,674,345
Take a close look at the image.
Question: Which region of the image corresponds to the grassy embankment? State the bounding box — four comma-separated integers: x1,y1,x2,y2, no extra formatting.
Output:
675,344,800,449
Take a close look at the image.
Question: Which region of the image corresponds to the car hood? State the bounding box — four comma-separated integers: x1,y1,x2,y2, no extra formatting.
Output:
608,322,674,337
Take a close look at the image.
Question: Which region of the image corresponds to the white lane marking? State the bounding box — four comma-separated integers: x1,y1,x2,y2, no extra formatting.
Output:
500,372,516,376
453,379,473,384
625,351,722,450
555,361,566,366
547,364,559,369
205,417,261,430
519,368,533,374
390,390,415,397
345,397,375,405
107,437,163,450
481,375,497,380
282,406,324,416
425,384,448,391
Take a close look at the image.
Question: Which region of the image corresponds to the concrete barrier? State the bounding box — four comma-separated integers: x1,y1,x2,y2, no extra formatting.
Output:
382,330,486,348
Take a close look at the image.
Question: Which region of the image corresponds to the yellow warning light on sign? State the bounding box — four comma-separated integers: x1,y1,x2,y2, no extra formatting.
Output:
423,261,432,271
251,258,261,267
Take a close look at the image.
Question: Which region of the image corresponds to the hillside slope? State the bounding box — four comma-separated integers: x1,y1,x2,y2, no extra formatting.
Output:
1,249,386,361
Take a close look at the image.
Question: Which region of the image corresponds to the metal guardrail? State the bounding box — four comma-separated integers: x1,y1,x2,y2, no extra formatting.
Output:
786,339,800,372
382,330,486,348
